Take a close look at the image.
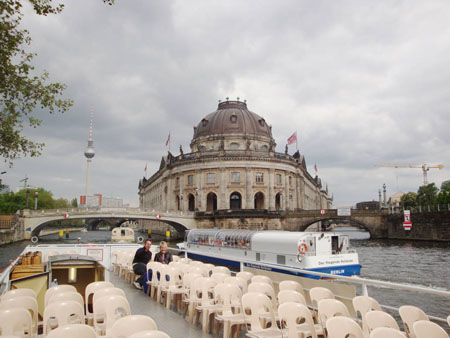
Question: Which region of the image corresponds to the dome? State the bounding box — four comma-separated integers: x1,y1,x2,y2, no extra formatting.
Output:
193,101,273,140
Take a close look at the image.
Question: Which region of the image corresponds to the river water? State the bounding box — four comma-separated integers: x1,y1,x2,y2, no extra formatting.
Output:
1,228,449,324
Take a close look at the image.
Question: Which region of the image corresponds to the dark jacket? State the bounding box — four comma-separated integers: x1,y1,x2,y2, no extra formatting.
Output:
154,251,173,264
132,247,152,265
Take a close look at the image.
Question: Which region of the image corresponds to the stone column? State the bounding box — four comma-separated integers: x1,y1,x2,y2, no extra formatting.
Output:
268,168,274,210
167,175,173,211
246,167,252,209
219,168,227,209
284,172,289,210
196,169,203,211
179,175,184,211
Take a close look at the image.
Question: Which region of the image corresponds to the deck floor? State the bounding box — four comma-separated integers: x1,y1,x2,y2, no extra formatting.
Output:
110,273,215,338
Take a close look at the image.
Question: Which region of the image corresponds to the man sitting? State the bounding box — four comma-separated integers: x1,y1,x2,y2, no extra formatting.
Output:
132,239,152,289
154,241,173,264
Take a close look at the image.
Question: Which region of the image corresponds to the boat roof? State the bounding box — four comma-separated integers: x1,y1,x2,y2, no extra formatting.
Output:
49,254,102,266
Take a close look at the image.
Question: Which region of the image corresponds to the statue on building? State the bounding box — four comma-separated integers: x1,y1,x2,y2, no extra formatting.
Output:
179,145,183,156
219,139,224,151
285,144,288,154
246,140,251,150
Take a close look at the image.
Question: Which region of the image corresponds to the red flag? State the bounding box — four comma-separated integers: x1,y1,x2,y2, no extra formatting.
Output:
287,132,297,145
165,132,170,146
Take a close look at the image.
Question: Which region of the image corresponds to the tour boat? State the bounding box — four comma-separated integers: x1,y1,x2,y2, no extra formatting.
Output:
182,229,361,278
111,226,137,243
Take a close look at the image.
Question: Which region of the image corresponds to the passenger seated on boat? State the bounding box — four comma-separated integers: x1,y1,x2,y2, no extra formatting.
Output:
133,239,153,290
154,241,173,265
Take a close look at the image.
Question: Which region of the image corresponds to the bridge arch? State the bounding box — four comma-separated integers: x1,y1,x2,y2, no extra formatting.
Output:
296,217,373,237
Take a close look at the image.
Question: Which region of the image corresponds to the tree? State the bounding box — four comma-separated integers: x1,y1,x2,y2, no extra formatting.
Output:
71,197,78,207
1,0,113,167
417,183,438,206
400,192,418,209
0,187,68,213
436,180,450,205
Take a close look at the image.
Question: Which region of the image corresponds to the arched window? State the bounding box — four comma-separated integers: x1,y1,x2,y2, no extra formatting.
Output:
275,193,281,211
206,192,217,212
188,194,195,211
261,145,268,151
229,142,240,150
230,192,242,210
254,192,265,210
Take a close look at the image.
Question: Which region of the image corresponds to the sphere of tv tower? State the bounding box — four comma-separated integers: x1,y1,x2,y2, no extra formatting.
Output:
84,145,95,159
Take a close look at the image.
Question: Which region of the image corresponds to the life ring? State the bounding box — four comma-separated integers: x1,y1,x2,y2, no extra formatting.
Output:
137,236,144,243
298,243,308,255
31,236,39,244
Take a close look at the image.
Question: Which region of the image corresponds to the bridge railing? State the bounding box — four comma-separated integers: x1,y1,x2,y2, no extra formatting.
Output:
389,203,450,214
21,208,195,218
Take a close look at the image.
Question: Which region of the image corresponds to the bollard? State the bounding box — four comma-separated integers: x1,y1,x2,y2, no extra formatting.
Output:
148,228,152,238
59,230,64,241
65,229,70,238
165,230,170,241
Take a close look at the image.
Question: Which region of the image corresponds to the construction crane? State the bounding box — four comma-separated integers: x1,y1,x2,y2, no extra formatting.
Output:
375,163,445,185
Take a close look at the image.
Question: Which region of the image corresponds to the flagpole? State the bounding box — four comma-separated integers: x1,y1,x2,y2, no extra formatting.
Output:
169,131,171,153
296,131,298,151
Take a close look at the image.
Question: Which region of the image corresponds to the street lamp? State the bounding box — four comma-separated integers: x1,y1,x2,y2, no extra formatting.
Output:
34,191,38,210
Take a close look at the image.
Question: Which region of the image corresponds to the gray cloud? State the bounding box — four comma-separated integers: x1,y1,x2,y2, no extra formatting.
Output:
3,0,449,207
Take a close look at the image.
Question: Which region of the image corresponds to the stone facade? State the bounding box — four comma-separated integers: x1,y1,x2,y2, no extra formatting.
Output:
138,100,332,221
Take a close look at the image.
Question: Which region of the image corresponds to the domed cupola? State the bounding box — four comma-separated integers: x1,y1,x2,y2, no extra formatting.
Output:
190,100,275,152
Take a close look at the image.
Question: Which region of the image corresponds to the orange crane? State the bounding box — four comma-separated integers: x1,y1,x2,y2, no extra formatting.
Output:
375,163,445,185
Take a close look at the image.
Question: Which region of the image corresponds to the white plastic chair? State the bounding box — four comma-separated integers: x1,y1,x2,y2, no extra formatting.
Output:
215,283,245,338
366,310,401,333
181,273,203,323
45,284,77,306
242,292,282,337
251,275,273,286
94,295,131,336
278,289,307,305
48,291,84,308
93,287,126,306
194,277,220,333
399,305,429,338
326,316,364,338
1,288,36,301
278,302,323,338
129,331,171,338
248,282,277,309
0,308,32,338
110,315,158,338
413,320,449,338
318,298,351,334
163,267,185,310
309,286,335,320
43,300,85,336
0,296,38,338
370,327,407,338
353,296,382,335
211,266,231,276
224,276,248,294
85,281,114,324
236,271,254,284
211,272,228,284
279,280,305,298
46,324,98,338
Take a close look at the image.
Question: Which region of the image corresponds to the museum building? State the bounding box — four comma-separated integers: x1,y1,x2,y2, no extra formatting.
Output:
138,100,332,216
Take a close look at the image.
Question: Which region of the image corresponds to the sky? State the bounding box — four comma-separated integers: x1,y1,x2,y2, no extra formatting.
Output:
2,0,450,207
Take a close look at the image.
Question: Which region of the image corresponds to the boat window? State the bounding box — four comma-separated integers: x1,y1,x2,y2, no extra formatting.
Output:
331,236,339,254
256,252,260,261
277,255,286,265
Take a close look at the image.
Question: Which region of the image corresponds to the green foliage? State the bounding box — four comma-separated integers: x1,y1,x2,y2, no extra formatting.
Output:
436,180,450,204
71,197,78,207
417,183,439,206
400,192,418,209
0,187,70,214
0,0,74,166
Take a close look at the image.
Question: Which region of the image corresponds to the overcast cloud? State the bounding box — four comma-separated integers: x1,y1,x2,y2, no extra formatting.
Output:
2,0,449,207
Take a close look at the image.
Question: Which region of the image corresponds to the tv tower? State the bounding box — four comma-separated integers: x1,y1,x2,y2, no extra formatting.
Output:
84,107,95,195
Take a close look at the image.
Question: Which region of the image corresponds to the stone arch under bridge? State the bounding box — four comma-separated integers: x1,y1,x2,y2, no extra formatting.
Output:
281,210,386,238
21,209,196,239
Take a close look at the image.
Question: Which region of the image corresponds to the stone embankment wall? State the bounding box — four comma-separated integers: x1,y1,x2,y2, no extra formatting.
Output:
0,215,24,245
385,211,450,242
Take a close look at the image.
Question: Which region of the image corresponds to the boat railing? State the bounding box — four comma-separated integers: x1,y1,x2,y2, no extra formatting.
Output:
170,246,450,325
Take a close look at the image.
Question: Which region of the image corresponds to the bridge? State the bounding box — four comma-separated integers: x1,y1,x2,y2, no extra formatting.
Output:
8,206,449,243
19,207,196,239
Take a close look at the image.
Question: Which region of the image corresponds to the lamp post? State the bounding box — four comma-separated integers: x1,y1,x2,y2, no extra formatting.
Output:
0,171,6,189
195,188,199,211
34,191,38,210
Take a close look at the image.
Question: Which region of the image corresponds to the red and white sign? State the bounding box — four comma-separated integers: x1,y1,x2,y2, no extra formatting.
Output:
64,213,69,218
403,210,412,230
320,209,326,215
156,214,161,219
